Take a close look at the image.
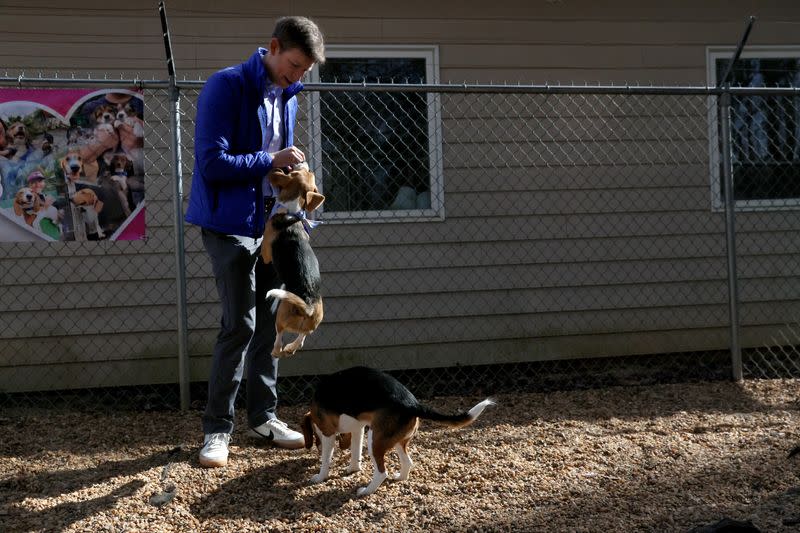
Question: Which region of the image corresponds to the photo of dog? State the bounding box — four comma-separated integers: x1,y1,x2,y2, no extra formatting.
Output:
113,102,144,174
114,103,144,138
110,152,133,187
60,149,84,183
12,187,41,226
106,152,133,217
93,104,117,127
5,121,32,161
263,163,326,357
301,366,494,497
70,188,105,238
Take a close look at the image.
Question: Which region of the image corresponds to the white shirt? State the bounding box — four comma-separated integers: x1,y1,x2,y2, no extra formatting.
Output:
260,83,283,201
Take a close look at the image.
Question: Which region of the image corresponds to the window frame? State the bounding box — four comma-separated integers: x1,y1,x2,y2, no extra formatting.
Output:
307,44,444,222
706,45,800,212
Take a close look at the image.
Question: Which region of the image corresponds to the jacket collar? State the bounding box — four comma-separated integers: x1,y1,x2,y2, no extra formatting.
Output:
248,47,303,101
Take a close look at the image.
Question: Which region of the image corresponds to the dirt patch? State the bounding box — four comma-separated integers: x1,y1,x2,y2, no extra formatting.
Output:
3,379,800,532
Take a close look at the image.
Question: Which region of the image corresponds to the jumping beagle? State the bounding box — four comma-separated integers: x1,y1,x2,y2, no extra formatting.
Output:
264,163,325,357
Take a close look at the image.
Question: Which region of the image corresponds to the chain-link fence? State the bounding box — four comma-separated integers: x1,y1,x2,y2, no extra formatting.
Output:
1,78,799,409
731,90,800,379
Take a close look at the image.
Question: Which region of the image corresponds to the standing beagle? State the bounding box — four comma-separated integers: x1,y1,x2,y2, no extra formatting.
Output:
301,366,494,497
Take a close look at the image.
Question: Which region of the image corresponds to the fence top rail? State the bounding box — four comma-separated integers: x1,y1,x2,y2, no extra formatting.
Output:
2,75,799,96
313,83,800,96
0,76,171,89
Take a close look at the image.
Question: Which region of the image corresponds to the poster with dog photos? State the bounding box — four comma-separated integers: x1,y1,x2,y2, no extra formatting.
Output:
0,88,145,241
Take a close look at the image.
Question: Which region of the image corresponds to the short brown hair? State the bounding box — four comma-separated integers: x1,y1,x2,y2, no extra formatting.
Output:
273,16,326,65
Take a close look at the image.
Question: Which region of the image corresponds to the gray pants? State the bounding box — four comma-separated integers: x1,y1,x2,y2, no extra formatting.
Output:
201,228,280,435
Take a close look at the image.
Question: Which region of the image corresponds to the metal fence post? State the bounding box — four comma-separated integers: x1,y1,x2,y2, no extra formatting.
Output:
170,83,190,409
719,90,743,381
160,2,190,409
716,16,755,381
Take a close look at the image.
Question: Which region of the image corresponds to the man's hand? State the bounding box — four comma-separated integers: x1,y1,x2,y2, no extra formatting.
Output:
270,146,305,169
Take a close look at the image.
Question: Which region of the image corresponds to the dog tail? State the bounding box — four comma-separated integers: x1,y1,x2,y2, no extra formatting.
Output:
411,398,495,429
267,288,314,316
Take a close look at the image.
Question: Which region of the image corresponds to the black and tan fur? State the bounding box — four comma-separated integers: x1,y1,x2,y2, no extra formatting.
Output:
301,366,494,497
264,164,325,357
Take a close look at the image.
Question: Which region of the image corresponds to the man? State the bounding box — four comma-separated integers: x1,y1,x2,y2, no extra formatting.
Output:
185,16,325,468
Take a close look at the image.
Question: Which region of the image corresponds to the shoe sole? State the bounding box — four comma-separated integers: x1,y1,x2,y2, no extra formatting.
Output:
272,439,305,450
246,429,304,450
199,456,227,468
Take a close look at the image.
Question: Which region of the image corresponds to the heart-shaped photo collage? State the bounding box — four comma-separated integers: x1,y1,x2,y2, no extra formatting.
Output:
0,88,146,241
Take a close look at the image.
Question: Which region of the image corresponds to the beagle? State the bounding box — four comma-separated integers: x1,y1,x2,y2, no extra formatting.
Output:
263,163,325,357
266,212,324,357
6,121,32,161
71,188,105,238
60,149,84,182
261,164,325,264
301,366,494,497
110,152,133,191
13,187,41,226
108,152,133,216
114,103,144,141
93,104,117,126
113,102,144,173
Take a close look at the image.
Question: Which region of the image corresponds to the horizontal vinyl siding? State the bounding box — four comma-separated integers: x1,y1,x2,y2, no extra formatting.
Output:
2,1,800,392
2,0,800,80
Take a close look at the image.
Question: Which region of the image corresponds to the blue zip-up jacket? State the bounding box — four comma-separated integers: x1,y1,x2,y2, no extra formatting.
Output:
185,48,303,237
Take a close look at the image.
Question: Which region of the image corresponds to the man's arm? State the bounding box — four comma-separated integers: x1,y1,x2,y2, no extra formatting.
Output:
194,71,274,184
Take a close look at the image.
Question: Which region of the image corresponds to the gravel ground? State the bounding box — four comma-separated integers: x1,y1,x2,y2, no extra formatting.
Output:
3,379,800,532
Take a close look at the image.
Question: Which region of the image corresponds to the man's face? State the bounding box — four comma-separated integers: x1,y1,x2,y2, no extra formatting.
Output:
264,37,314,88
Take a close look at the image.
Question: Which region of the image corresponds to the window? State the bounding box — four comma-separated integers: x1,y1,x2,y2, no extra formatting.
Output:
308,45,443,221
708,46,800,210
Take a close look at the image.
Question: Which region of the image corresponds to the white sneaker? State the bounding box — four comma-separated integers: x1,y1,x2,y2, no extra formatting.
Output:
199,433,231,468
247,418,305,450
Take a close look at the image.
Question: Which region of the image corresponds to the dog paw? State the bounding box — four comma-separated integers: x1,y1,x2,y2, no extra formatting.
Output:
356,486,374,497
345,464,361,475
282,346,298,355
310,474,327,484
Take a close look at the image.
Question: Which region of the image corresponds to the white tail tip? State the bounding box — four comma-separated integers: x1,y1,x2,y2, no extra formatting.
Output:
267,288,290,300
468,398,495,419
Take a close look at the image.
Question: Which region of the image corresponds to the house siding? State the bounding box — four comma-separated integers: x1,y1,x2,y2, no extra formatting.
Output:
1,0,798,392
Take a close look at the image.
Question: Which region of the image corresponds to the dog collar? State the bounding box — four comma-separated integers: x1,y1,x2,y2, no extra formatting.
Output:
269,203,322,235
294,210,322,235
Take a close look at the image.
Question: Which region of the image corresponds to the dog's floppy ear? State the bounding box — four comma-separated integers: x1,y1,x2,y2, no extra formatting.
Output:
268,168,291,188
301,411,315,449
305,192,325,212
94,198,104,213
12,195,23,216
